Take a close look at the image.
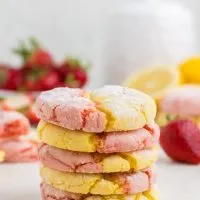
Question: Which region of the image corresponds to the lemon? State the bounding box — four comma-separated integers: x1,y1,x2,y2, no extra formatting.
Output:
179,57,200,84
123,67,181,101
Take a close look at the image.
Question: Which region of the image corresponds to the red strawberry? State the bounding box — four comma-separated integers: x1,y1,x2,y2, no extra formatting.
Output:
25,78,42,91
5,69,23,90
0,65,9,88
13,37,54,69
59,58,88,88
25,68,61,91
26,49,53,68
0,66,23,90
160,119,200,164
24,68,45,91
73,68,88,87
39,70,61,90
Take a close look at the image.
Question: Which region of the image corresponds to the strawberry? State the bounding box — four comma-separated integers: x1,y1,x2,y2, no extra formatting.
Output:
0,66,23,90
26,49,53,67
160,119,200,164
73,68,88,87
5,69,23,90
13,37,53,69
39,70,61,90
64,68,88,88
59,58,89,88
25,68,61,91
0,65,9,88
24,68,45,91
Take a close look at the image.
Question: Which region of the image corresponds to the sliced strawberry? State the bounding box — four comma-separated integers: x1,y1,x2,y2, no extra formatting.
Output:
160,119,200,164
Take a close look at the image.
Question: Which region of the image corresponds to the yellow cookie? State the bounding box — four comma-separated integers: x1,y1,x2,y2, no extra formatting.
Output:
37,121,157,153
144,186,159,200
40,166,154,195
91,85,156,132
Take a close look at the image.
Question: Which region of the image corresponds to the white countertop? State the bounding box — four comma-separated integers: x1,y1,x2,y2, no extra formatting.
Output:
0,151,200,200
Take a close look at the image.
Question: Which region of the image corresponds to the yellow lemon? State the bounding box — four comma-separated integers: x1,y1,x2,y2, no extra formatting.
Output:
123,67,181,101
179,57,200,83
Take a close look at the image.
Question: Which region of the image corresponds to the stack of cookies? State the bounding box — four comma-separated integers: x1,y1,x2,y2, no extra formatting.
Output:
35,85,159,200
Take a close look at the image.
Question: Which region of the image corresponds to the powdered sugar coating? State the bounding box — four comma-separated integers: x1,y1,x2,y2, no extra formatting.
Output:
35,87,106,133
35,86,156,132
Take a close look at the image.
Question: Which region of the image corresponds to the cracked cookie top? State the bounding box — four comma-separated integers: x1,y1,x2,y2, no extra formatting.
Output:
37,121,159,153
38,143,158,173
35,85,156,132
40,166,155,195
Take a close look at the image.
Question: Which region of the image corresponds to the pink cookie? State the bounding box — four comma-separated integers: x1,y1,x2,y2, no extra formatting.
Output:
0,110,30,139
38,143,157,173
96,124,159,154
35,88,106,133
0,138,38,162
160,85,200,116
41,183,83,200
38,143,104,173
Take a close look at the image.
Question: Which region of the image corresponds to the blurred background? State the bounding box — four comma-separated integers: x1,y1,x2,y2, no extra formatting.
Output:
0,0,200,88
